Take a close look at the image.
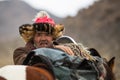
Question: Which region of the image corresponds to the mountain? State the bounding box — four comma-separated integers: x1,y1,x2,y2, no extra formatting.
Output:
61,0,120,79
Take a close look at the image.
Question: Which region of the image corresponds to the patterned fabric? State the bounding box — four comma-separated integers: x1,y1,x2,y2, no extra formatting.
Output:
62,43,96,61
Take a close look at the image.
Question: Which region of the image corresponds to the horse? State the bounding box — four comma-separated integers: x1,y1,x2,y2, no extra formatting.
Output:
0,48,115,80
23,48,116,80
0,64,55,80
102,57,116,80
88,48,116,80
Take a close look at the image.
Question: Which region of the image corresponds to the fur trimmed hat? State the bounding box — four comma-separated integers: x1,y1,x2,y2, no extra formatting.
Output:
19,11,64,43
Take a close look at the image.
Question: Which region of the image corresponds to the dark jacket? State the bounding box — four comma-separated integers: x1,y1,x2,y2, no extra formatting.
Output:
13,41,36,65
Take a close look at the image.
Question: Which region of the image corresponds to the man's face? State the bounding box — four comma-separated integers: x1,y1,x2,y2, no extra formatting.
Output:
33,32,53,48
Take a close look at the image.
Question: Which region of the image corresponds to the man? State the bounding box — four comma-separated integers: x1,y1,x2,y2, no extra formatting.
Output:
13,11,74,65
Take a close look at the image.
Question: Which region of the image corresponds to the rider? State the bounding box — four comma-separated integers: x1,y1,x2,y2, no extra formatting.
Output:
13,11,74,65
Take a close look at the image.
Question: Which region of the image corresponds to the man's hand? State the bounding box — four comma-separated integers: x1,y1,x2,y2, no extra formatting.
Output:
54,45,74,56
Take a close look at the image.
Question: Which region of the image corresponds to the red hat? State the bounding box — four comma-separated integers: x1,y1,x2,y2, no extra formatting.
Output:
34,16,55,26
33,11,55,26
19,11,64,43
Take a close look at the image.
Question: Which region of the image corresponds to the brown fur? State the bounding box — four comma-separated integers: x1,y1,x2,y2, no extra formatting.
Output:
53,24,64,39
19,24,64,42
19,24,34,42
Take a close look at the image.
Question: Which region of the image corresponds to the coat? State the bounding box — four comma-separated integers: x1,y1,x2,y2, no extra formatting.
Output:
13,40,36,65
13,41,74,65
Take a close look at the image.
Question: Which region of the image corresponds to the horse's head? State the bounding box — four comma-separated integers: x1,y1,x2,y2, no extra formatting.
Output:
102,57,116,80
88,48,115,80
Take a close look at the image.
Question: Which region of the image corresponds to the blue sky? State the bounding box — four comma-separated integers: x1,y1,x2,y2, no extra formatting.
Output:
22,0,99,18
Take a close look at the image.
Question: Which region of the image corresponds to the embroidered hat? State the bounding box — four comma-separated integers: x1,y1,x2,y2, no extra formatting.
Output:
19,11,64,43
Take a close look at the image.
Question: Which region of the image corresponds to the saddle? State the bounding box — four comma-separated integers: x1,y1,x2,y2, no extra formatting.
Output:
22,36,105,80
22,48,105,80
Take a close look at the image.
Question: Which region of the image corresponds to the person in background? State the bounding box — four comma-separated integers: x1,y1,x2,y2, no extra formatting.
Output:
13,11,74,65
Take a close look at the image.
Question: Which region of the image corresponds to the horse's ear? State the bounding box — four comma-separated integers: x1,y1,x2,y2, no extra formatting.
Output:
88,48,101,57
108,57,115,71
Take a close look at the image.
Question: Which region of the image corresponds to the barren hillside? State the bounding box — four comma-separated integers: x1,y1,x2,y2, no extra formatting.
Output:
62,0,120,79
